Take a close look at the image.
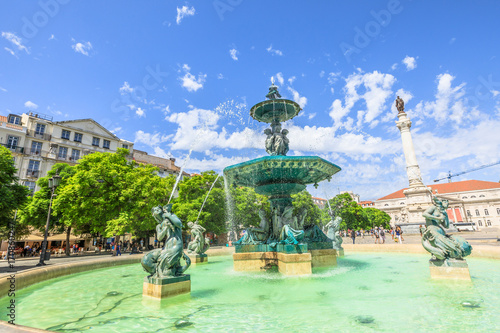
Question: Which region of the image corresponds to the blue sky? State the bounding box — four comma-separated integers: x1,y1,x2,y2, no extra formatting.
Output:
1,1,500,201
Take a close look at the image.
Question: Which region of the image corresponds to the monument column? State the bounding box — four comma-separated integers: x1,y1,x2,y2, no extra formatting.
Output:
395,97,432,232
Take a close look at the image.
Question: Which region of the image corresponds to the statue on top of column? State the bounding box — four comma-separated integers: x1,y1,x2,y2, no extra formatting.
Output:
395,96,405,114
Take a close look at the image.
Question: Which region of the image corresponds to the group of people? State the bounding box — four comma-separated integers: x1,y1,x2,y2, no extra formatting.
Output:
345,226,405,244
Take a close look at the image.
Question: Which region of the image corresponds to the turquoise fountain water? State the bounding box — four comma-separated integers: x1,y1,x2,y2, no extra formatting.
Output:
1,253,499,332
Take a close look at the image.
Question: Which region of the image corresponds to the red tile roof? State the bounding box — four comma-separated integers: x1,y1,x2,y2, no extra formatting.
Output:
377,180,500,201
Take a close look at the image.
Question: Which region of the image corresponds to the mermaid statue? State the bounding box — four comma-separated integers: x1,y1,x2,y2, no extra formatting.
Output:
141,204,191,279
187,221,210,254
421,197,472,260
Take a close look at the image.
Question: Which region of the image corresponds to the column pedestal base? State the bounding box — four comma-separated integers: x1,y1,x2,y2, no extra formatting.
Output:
188,254,208,265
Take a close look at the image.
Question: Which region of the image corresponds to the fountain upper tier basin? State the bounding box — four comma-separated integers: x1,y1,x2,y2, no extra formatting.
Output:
250,99,302,123
223,156,341,196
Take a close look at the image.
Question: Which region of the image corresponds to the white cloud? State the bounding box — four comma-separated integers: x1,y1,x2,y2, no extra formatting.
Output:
119,81,134,94
319,70,325,78
4,47,17,57
0,86,6,92
1,32,29,54
176,6,195,25
179,64,206,92
391,63,398,70
217,73,224,80
266,44,283,56
71,40,92,56
110,127,122,134
287,87,307,108
136,107,145,117
327,72,341,85
288,76,296,85
134,130,171,146
413,73,476,124
24,101,38,110
49,34,55,40
229,48,238,61
275,72,284,85
329,71,396,128
402,56,417,71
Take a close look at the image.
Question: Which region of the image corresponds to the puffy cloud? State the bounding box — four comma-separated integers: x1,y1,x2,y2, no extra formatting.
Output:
24,101,38,110
275,72,284,85
329,71,396,128
119,81,134,94
287,87,307,108
136,107,145,117
402,56,417,71
1,32,29,54
134,130,171,146
266,44,283,56
71,40,92,56
179,64,206,92
176,6,195,24
229,48,238,61
4,47,17,57
413,73,477,124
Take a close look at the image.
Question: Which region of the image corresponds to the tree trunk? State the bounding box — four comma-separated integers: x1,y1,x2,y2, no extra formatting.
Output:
65,226,72,256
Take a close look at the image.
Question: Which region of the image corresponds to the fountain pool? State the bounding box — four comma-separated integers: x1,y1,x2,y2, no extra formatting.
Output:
2,253,499,332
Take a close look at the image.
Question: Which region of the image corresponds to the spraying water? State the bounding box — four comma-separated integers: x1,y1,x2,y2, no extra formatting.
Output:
223,174,237,242
323,191,334,216
168,148,193,204
195,174,221,223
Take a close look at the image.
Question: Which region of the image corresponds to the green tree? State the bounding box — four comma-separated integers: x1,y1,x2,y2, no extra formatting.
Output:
54,149,173,253
363,207,391,230
18,163,76,255
291,190,323,227
174,171,226,234
229,186,270,232
0,146,30,238
325,193,367,230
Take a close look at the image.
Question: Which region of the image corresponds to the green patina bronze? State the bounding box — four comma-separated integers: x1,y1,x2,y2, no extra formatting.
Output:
224,84,341,249
187,221,210,255
421,197,472,260
141,204,191,280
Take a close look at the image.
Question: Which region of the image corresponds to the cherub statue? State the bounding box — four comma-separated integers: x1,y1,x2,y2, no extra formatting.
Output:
187,221,210,254
325,216,343,250
234,209,270,245
264,128,274,155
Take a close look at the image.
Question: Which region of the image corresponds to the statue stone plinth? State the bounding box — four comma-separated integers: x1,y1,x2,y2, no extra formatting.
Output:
233,251,312,276
309,249,337,268
336,249,345,257
187,253,208,265
429,259,471,281
143,275,191,299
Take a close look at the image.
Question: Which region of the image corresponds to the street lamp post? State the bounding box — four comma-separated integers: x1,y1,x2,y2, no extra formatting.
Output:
37,172,61,266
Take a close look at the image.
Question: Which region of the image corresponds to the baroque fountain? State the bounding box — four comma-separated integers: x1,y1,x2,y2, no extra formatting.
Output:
224,83,341,275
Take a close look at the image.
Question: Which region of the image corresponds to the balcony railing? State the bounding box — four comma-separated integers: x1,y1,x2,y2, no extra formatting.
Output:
0,143,24,153
55,154,81,162
26,148,48,157
27,130,51,141
26,170,40,178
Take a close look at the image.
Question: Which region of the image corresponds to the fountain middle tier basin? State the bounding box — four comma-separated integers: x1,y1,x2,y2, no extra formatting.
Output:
223,156,341,196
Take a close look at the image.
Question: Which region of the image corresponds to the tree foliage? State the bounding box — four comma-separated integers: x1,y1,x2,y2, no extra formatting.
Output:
174,171,226,234
363,207,391,229
0,146,30,238
291,190,323,227
228,186,270,231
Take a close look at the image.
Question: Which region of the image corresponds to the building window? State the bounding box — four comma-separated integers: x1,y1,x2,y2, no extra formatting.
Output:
479,195,485,198
103,140,110,149
35,123,46,135
384,204,389,207
475,209,480,216
122,144,129,149
478,220,483,226
58,147,68,159
466,210,471,216
471,195,476,198
497,208,500,215
92,137,100,147
487,220,492,226
7,135,19,149
74,133,83,142
485,209,489,216
24,181,36,196
462,196,467,199
8,115,21,125
71,149,80,161
400,202,405,205
61,129,70,140
27,160,40,172
31,141,42,155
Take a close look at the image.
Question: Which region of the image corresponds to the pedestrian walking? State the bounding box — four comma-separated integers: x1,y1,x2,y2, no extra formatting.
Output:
379,226,386,244
351,229,356,244
116,242,122,256
373,227,380,244
395,226,403,244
